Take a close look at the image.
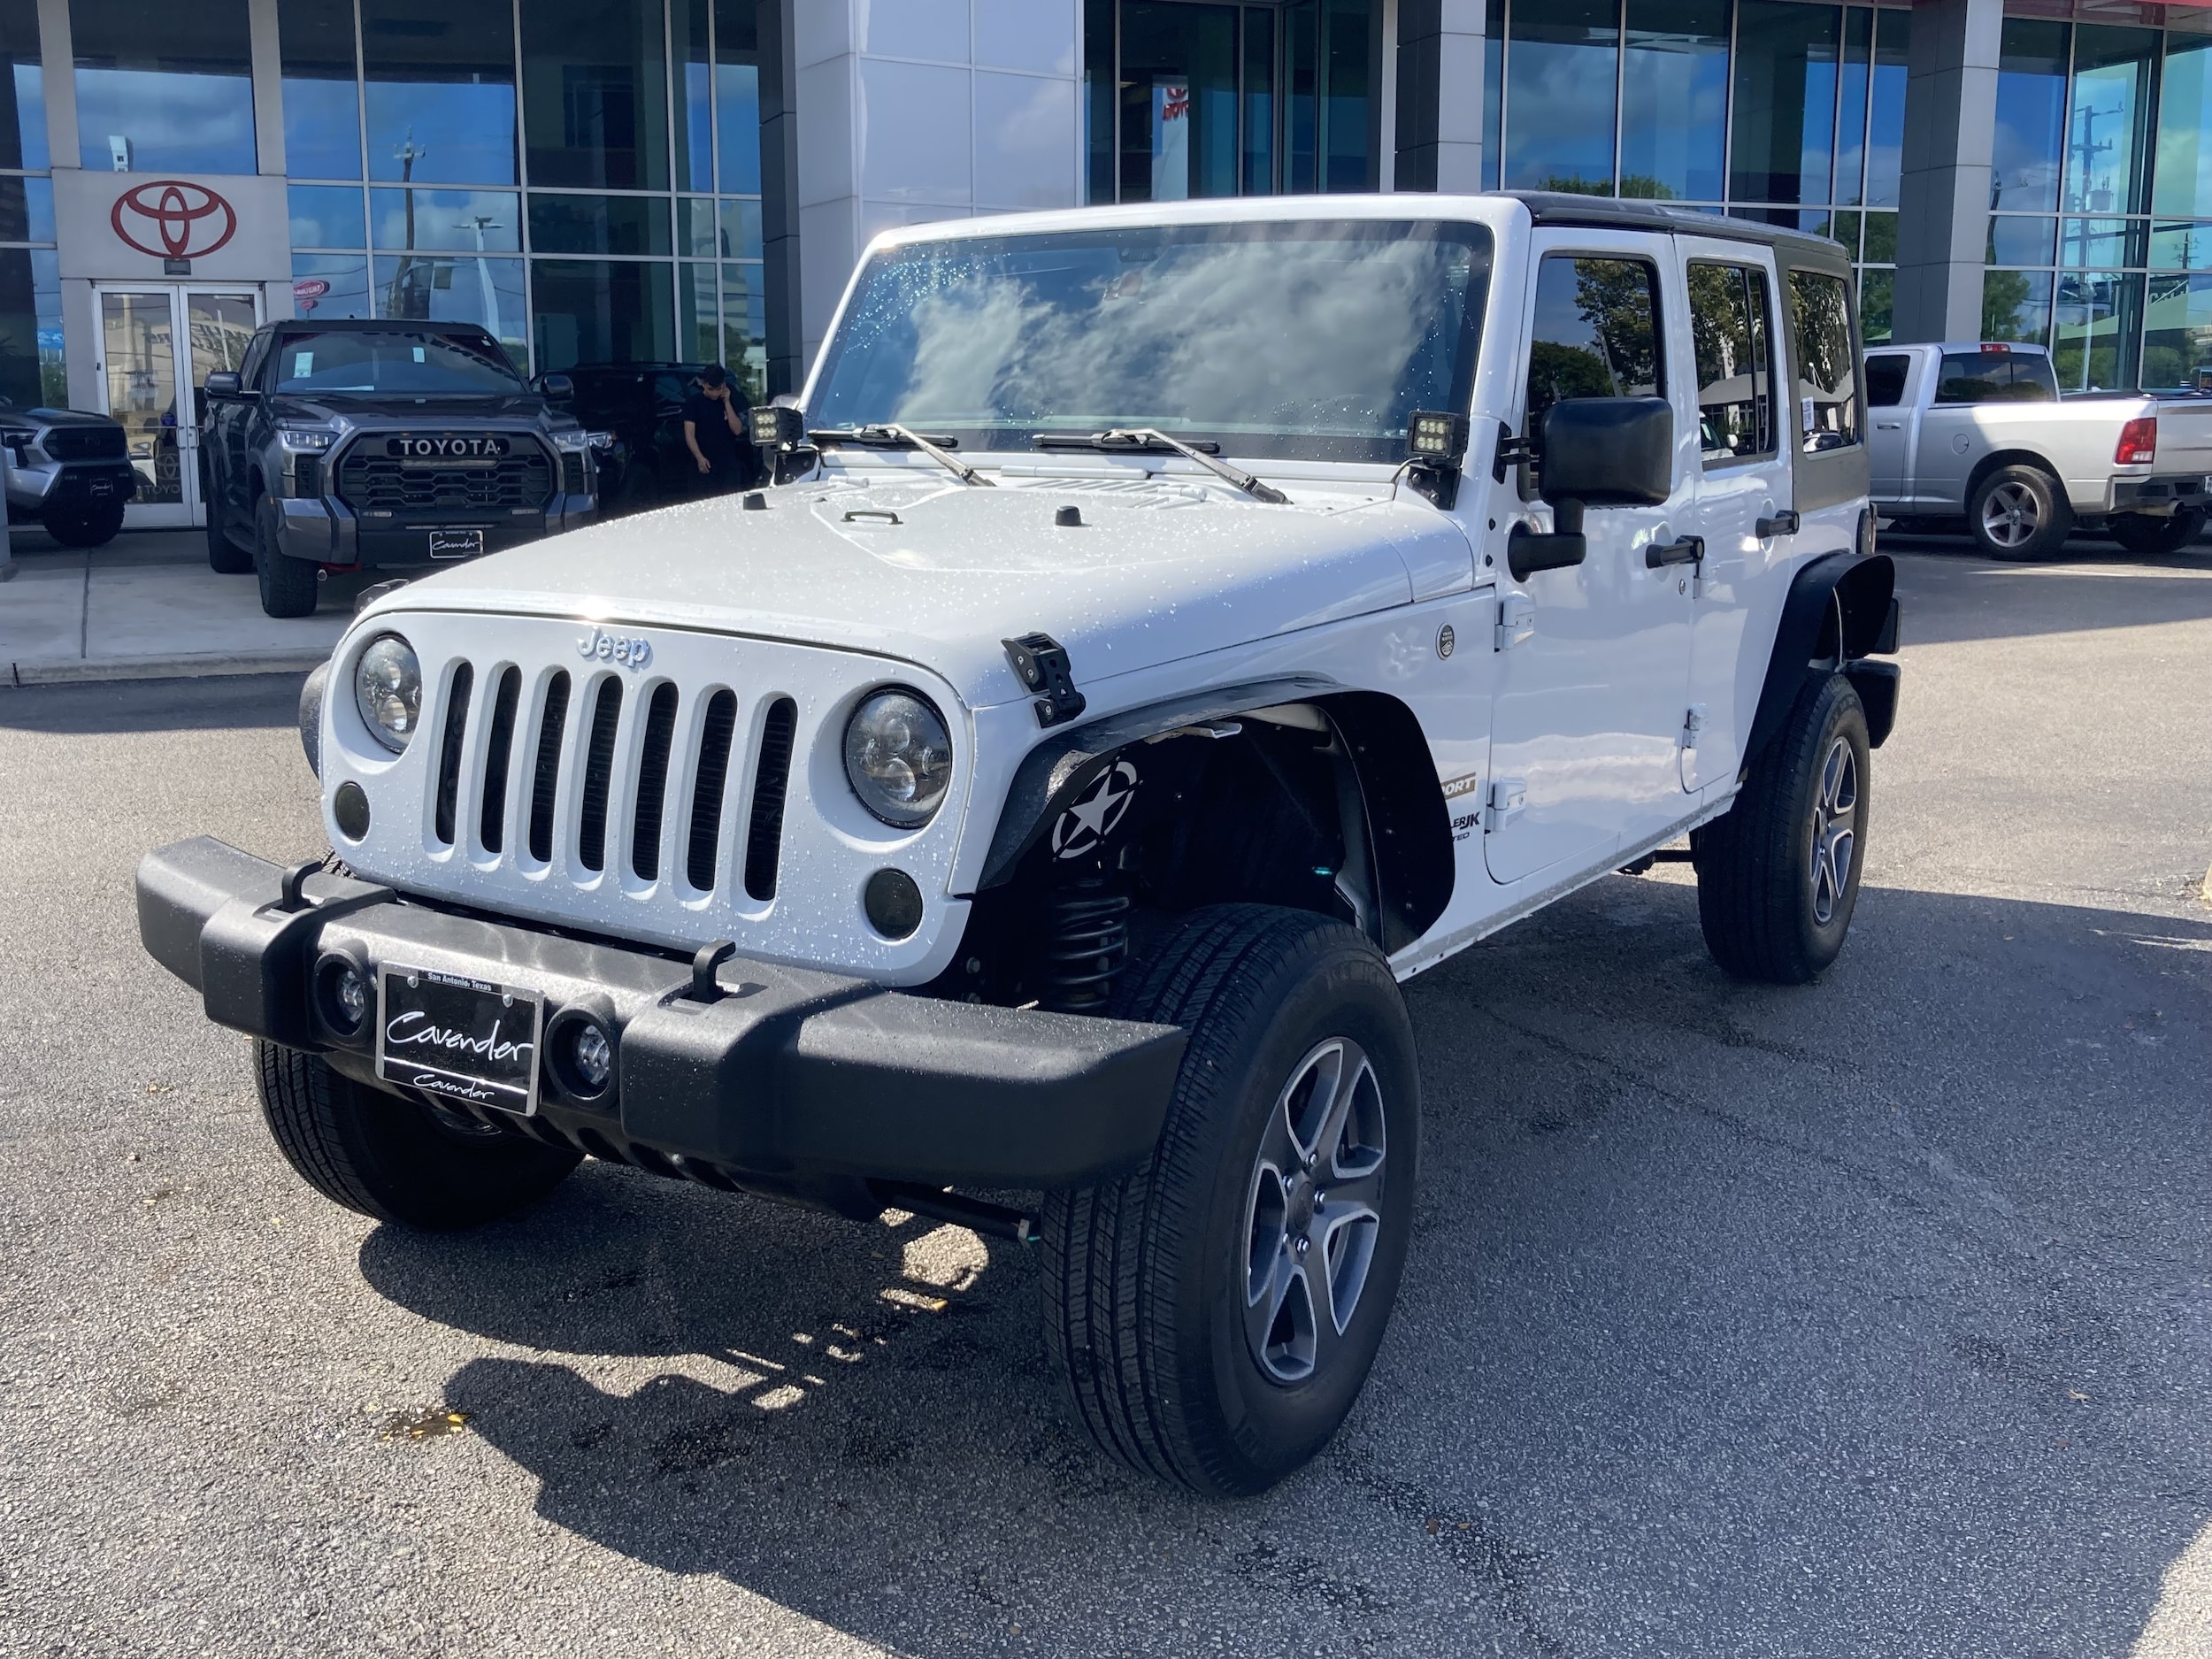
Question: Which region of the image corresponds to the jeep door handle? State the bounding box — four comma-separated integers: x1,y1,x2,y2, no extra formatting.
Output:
1644,535,1703,568
1756,510,1800,538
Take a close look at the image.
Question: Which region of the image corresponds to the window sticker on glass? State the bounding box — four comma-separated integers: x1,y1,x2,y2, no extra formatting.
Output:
292,351,313,379
412,346,426,362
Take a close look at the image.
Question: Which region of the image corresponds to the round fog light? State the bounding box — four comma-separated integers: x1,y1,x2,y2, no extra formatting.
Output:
864,869,924,941
334,780,371,841
316,954,370,1035
571,1022,612,1092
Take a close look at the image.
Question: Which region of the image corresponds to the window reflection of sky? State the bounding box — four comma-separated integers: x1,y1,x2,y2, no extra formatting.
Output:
76,69,257,173
372,189,520,252
365,83,517,185
4,62,46,170
283,75,363,180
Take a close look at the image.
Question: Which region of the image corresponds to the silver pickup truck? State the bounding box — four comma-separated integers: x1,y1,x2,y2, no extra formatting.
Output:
1864,342,2212,557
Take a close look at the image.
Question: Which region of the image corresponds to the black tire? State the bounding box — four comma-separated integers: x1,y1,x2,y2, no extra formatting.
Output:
42,497,126,548
1043,904,1420,1497
254,1041,580,1229
1694,674,1871,985
2108,507,2204,556
204,500,251,572
252,495,319,618
1968,465,2072,559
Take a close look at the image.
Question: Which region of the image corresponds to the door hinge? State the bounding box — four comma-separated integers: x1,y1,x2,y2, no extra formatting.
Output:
1681,703,1708,749
1486,778,1526,829
1494,593,1535,650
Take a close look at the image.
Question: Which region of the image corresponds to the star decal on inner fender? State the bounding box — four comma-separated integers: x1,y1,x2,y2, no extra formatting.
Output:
1051,759,1139,860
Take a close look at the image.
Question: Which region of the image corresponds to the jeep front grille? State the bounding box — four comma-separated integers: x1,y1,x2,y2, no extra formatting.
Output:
327,615,968,973
335,441,554,515
423,656,799,907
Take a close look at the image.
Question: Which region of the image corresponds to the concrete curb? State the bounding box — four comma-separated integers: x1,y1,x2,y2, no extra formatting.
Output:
4,650,328,688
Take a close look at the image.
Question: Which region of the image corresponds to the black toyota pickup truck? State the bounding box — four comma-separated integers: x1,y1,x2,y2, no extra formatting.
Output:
201,319,603,617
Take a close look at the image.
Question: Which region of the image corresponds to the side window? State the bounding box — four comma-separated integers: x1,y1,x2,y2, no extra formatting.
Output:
1864,352,1909,409
1687,261,1775,464
1934,350,2058,404
241,334,271,394
1524,254,1664,430
1786,269,1861,451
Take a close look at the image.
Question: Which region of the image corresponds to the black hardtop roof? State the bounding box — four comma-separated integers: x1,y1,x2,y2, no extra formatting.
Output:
1502,191,1850,266
265,318,500,337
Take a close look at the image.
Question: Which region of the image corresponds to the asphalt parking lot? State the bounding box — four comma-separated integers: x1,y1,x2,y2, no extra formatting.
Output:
2,532,2208,1658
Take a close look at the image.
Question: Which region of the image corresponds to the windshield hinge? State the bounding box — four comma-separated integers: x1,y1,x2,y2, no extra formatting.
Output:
1003,634,1087,728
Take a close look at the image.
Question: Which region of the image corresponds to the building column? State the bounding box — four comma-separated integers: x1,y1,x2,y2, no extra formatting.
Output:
1393,0,1484,193
1893,0,2003,343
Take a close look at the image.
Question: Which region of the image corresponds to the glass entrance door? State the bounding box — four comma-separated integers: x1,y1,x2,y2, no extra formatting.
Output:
95,287,260,528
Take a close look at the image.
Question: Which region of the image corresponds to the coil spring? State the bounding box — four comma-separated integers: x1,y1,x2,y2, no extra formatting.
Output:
1041,877,1130,1011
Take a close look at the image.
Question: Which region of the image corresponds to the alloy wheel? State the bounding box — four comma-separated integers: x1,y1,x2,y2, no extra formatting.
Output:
1809,735,1858,926
1980,481,2039,549
1242,1037,1387,1385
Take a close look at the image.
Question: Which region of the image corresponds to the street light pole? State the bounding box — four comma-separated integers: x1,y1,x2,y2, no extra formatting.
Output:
465,216,503,345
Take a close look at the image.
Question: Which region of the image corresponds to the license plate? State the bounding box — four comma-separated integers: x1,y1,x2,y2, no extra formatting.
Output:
89,479,114,498
376,965,541,1114
429,528,484,559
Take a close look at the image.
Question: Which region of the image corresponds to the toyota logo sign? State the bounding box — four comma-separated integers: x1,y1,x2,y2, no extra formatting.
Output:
110,180,238,260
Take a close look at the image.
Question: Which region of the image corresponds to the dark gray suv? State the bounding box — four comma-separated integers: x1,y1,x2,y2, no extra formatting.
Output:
201,319,602,617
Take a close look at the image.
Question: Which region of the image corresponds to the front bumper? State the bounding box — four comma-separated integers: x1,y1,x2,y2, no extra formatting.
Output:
5,459,138,511
271,495,596,567
135,837,1183,1194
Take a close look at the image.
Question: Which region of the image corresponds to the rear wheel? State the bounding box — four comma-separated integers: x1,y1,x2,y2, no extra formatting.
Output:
42,498,126,548
1043,904,1419,1497
2108,507,2204,556
255,1041,579,1229
1694,674,1871,985
253,495,319,618
1969,465,2072,559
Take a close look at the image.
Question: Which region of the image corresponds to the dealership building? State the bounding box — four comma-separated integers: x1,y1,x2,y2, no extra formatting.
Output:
3,0,2210,529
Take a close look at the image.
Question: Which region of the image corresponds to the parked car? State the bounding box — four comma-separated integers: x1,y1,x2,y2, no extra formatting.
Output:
199,319,603,618
1864,341,2212,557
137,193,1899,1496
561,362,761,510
0,400,137,546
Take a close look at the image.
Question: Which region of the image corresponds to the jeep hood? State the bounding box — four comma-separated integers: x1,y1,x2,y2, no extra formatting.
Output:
366,472,1474,706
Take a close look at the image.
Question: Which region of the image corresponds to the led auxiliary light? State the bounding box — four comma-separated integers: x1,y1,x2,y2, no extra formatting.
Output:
1407,410,1471,463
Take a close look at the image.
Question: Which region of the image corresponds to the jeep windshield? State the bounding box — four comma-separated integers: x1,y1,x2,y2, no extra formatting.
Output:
271,331,524,396
809,219,1492,465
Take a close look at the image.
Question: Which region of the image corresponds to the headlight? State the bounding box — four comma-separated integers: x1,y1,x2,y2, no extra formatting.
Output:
843,689,952,828
553,428,613,453
276,426,335,451
354,634,422,754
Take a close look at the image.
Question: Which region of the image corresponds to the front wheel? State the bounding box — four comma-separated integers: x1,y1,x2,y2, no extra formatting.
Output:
1043,905,1419,1497
252,496,319,618
255,1041,580,1229
1694,673,1871,985
42,498,126,548
2108,507,2204,556
1969,465,2072,559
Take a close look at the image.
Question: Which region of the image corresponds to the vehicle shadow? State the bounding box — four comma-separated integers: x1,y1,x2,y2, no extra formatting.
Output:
0,672,302,735
357,875,2212,1658
1886,534,2212,646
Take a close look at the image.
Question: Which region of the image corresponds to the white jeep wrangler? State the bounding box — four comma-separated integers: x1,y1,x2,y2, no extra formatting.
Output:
138,193,1899,1497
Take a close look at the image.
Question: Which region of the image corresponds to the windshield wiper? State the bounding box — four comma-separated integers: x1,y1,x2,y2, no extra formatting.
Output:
807,423,995,487
1031,428,1289,504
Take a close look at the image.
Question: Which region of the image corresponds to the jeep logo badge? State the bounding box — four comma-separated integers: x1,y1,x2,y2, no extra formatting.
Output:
577,626,652,670
387,434,511,459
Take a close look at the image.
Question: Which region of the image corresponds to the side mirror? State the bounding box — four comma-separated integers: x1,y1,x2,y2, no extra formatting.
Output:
1509,397,1673,580
536,373,575,403
204,372,243,400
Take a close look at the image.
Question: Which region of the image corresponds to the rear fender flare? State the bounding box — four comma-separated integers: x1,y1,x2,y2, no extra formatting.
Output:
1743,551,1898,767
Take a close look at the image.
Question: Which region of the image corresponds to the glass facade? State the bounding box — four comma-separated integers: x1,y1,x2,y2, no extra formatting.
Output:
1083,0,1378,201
71,0,257,174
1987,17,2212,391
0,0,56,404
273,0,765,393
1479,0,1909,341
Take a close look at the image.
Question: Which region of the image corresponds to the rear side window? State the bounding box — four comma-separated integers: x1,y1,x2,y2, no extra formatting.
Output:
1934,350,2058,404
1687,261,1776,463
1864,353,1910,408
1524,254,1665,431
1786,269,1861,450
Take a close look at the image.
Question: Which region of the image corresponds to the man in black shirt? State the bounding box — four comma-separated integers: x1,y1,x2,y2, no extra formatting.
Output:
681,364,757,493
